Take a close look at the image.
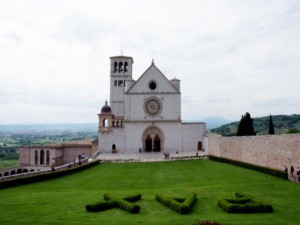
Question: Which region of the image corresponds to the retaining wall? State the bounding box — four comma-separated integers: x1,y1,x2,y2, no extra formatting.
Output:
206,133,300,170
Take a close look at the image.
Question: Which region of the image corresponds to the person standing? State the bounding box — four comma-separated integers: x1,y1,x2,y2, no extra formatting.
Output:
296,167,300,182
291,165,295,179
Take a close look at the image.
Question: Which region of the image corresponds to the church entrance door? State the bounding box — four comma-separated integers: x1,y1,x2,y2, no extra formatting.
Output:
145,135,152,152
142,125,164,152
154,135,161,152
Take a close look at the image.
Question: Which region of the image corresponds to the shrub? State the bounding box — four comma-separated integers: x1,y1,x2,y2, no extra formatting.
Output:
116,198,140,214
155,192,197,214
87,193,142,214
85,200,115,212
218,193,273,213
196,221,222,225
123,193,142,202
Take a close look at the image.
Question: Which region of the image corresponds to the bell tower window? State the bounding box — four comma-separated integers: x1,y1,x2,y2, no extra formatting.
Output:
119,62,123,72
124,62,128,72
114,62,118,73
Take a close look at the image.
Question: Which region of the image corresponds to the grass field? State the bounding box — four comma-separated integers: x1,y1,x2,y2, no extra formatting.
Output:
0,160,299,225
0,160,19,169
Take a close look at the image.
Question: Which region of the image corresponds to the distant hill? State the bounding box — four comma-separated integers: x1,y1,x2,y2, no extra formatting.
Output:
202,117,231,130
210,114,300,136
0,123,98,133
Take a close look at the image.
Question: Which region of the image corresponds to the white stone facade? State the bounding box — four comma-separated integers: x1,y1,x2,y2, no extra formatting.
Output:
98,56,206,154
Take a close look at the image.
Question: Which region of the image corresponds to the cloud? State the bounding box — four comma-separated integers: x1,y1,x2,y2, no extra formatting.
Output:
0,0,299,123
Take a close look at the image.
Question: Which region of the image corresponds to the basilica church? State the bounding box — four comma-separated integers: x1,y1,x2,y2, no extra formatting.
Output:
98,56,206,154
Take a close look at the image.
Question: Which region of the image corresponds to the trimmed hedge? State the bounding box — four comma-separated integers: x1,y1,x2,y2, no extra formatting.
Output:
86,193,142,214
218,192,273,213
209,155,286,179
155,192,197,214
104,193,142,213
85,200,115,212
0,160,100,189
122,193,142,202
197,222,222,225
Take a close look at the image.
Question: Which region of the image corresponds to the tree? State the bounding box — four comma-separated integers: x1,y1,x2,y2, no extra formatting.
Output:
288,128,300,134
236,112,256,136
268,114,275,134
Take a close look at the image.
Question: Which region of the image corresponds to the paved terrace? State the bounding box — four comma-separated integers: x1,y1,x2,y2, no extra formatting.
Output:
95,150,208,162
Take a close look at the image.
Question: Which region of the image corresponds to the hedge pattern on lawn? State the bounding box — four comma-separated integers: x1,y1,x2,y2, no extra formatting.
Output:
218,192,273,213
196,222,222,225
155,192,197,214
85,193,142,214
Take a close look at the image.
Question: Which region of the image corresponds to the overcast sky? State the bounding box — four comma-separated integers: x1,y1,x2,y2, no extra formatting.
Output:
1,0,299,124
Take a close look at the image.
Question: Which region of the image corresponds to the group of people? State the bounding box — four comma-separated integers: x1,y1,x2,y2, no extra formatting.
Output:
284,165,300,182
78,153,86,160
163,152,170,160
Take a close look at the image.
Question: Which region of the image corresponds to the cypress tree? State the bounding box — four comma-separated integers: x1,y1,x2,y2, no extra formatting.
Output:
268,114,275,134
236,112,256,136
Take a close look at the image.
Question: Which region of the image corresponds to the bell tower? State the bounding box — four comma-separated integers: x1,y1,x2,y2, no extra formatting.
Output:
110,56,133,117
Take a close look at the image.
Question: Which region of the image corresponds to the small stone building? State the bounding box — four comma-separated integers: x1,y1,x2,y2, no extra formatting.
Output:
19,141,96,168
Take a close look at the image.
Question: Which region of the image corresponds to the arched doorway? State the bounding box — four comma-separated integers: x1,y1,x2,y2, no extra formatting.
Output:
145,135,152,152
142,125,164,152
154,135,161,152
112,144,117,153
197,141,203,150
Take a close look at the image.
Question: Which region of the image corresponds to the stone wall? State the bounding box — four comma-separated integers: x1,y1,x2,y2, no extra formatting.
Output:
206,133,300,170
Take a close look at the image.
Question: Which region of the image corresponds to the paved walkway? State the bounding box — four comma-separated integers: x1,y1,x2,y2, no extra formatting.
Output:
95,150,207,162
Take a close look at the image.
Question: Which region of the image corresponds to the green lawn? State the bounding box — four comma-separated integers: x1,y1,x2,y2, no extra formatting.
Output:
0,160,19,169
0,160,299,225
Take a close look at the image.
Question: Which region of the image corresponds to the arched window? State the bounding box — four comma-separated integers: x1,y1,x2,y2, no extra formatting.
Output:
40,149,45,165
119,62,123,72
35,150,38,165
17,169,22,174
124,62,128,72
114,62,118,73
23,169,28,173
10,170,16,175
4,172,9,176
103,119,109,128
46,150,50,165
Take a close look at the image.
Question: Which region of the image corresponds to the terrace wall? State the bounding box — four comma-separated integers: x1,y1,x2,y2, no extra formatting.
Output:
206,133,300,170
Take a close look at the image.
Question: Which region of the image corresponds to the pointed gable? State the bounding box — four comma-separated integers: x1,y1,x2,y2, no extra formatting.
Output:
126,62,180,94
